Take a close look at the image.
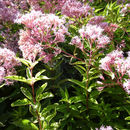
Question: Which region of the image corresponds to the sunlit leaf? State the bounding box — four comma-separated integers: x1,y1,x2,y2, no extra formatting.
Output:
36,83,47,100
5,75,27,83
37,92,53,101
11,98,31,107
12,119,38,130
21,87,32,100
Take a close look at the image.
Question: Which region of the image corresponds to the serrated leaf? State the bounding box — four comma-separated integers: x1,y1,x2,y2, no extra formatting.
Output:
36,83,47,100
21,87,32,100
11,98,31,107
35,69,46,78
5,75,27,83
37,92,53,101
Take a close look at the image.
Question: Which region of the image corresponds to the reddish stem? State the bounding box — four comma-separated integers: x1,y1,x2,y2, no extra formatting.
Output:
30,68,42,130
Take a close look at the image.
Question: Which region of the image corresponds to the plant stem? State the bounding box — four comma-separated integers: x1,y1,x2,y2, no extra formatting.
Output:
30,67,42,130
85,41,92,111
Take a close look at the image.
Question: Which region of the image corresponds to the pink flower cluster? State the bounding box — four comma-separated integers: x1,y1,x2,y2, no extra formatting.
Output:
100,50,130,94
96,125,113,130
79,23,110,48
120,3,130,15
70,36,83,50
39,0,67,13
26,0,67,13
0,47,20,85
16,10,68,62
0,0,18,22
61,0,92,18
123,79,130,95
89,16,118,39
0,27,19,53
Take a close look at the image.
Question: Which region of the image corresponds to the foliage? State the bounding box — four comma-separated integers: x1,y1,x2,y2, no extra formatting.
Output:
0,0,129,130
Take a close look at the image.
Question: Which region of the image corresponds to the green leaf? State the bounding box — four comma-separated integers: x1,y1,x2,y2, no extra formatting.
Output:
73,61,86,65
12,119,38,130
21,87,32,100
26,68,31,79
69,25,77,31
46,109,56,123
36,83,47,99
74,66,86,77
35,69,46,78
35,75,50,82
0,97,8,103
41,104,58,117
67,79,86,90
5,75,27,83
70,96,85,103
0,122,5,127
64,88,69,100
37,92,53,101
16,57,32,67
125,116,130,120
0,83,5,89
11,98,31,107
94,8,103,13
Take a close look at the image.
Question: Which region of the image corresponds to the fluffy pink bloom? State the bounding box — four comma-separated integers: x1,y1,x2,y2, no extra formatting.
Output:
97,87,104,91
109,23,118,32
117,0,126,4
0,28,19,53
89,16,105,25
96,125,113,130
79,24,110,48
100,50,130,92
15,10,43,28
123,79,130,94
0,47,20,85
17,10,68,62
27,0,67,13
70,36,83,50
97,35,110,48
61,0,92,18
0,66,5,83
79,24,104,40
97,81,104,91
0,0,18,22
120,3,130,14
100,50,123,71
88,16,118,39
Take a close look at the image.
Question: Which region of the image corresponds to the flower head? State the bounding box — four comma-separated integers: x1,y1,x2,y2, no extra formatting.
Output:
61,0,92,18
0,47,20,85
17,10,68,62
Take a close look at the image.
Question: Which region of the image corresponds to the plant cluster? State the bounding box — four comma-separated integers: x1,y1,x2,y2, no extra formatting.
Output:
0,0,129,130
